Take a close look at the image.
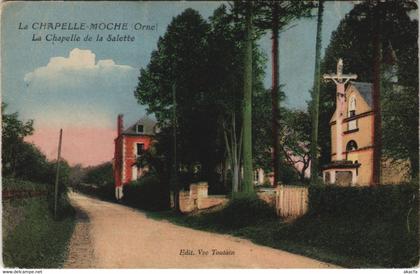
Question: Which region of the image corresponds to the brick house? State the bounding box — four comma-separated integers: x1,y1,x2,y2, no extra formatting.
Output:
322,82,410,186
113,114,157,199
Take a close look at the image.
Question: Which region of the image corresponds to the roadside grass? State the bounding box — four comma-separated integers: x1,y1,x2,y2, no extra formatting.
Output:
146,197,418,268
3,187,75,268
3,177,48,191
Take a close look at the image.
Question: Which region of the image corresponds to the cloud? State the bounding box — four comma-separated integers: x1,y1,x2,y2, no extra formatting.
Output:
24,48,135,91
19,48,144,129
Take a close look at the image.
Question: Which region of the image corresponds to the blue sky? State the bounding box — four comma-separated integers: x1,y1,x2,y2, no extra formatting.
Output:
2,1,357,165
2,1,353,129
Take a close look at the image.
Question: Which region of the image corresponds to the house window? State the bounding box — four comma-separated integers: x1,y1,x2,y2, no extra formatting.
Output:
346,140,358,152
136,124,144,133
136,143,145,157
348,96,357,130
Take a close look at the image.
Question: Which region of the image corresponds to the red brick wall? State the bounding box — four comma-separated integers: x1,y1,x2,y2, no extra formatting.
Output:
122,135,153,183
113,136,123,187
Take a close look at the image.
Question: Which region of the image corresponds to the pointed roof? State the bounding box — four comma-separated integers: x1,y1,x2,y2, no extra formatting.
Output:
122,116,157,136
329,81,373,124
350,81,372,107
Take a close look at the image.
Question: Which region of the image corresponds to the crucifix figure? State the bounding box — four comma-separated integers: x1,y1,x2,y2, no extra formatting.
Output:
323,59,357,161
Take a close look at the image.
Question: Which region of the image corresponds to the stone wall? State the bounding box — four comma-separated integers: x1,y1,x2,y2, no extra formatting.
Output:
178,182,228,213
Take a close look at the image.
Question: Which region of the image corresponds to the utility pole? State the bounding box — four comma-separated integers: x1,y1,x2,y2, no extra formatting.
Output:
54,128,63,219
172,84,180,211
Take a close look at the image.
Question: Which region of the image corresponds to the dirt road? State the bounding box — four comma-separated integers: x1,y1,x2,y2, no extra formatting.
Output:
65,192,337,268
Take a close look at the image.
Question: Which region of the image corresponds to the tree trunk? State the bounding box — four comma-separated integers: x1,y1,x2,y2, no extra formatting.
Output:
172,84,181,212
271,1,281,187
242,1,254,193
371,2,382,186
232,164,239,193
310,0,324,185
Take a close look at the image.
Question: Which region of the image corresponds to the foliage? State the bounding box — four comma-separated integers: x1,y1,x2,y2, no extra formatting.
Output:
134,6,268,194
1,103,72,190
300,184,419,267
252,87,274,172
381,82,418,176
123,174,169,211
3,177,48,191
317,1,418,173
308,184,418,220
3,179,75,268
2,103,34,176
279,109,312,183
134,8,222,191
68,164,86,186
84,162,114,187
211,193,276,229
74,181,115,201
3,197,75,268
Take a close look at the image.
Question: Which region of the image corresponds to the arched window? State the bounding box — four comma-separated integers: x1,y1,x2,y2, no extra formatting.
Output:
348,96,356,115
346,140,358,151
348,96,357,130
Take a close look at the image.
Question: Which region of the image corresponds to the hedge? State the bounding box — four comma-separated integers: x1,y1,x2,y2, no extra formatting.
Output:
308,184,418,221
123,175,169,211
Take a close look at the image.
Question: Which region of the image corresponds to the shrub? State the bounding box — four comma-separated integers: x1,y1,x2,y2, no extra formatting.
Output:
209,193,277,229
123,174,169,211
74,181,114,201
304,184,419,267
308,184,418,221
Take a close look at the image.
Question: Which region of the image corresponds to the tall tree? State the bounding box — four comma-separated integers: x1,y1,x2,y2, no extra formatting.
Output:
309,0,325,185
2,103,34,177
135,9,213,189
242,0,254,193
208,5,245,193
370,0,382,186
251,1,312,186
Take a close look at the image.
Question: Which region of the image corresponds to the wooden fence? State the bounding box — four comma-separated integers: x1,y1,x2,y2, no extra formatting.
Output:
275,185,309,218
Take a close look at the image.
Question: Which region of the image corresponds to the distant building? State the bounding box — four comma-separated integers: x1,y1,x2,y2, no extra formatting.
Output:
323,82,410,186
113,114,157,199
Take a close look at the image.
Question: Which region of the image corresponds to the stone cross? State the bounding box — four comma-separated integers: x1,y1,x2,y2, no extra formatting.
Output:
323,59,357,161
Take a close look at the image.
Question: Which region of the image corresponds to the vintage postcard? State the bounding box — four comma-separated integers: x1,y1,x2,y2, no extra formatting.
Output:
1,0,418,271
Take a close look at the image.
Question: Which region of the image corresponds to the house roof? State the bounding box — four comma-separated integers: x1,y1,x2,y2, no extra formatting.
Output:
350,81,372,107
122,116,157,136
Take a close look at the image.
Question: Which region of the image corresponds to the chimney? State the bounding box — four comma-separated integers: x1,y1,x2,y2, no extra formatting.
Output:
117,114,124,136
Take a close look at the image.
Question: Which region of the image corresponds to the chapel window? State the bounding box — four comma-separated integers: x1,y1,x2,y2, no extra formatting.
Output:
348,96,357,130
346,140,358,152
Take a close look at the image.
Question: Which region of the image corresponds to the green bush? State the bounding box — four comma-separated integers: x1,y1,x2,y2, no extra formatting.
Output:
123,174,169,211
308,184,418,221
302,184,419,267
207,193,277,229
74,181,115,201
3,197,75,268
